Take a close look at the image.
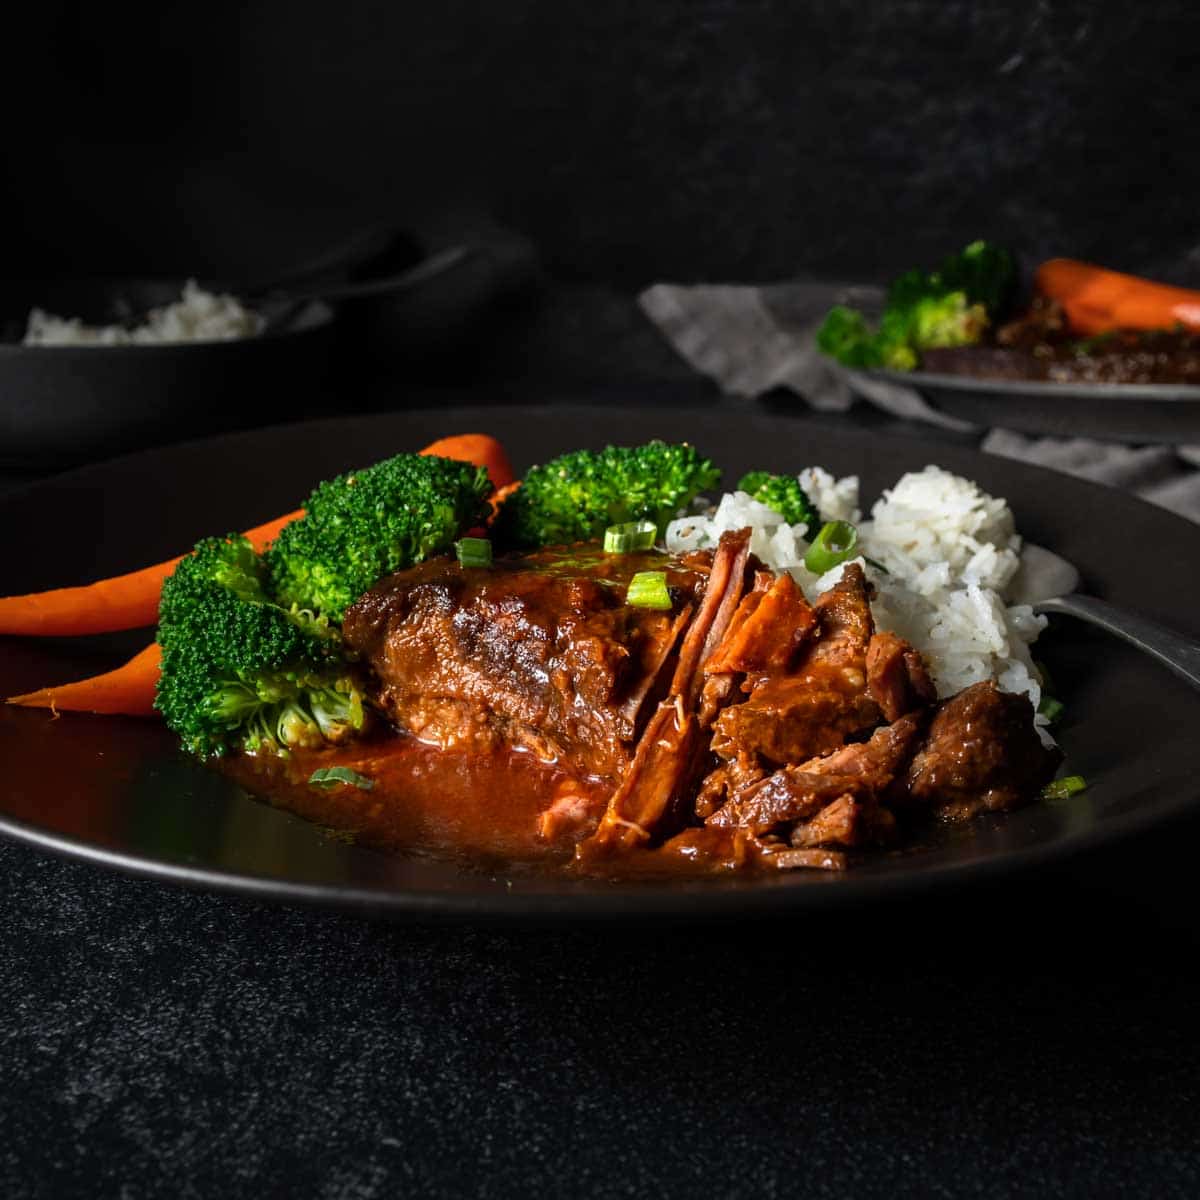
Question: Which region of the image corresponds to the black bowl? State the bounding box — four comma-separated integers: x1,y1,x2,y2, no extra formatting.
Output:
0,278,335,470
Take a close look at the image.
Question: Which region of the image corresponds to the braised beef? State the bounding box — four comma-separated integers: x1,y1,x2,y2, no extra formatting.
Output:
709,564,882,772
922,298,1200,384
342,544,708,779
584,529,755,853
708,712,925,835
867,632,937,723
342,533,1067,875
906,681,1060,819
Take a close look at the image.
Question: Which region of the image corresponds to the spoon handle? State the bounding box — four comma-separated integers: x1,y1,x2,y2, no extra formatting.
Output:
262,244,474,307
1036,595,1200,692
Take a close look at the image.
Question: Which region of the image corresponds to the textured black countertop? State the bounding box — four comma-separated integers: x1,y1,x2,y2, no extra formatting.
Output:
4,816,1200,1199
3,298,1200,1197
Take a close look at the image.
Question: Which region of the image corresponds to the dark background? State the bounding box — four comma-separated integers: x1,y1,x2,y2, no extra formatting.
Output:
4,5,1200,1196
5,1,1200,288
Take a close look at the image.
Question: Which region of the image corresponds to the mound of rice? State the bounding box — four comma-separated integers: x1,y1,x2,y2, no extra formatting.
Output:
23,280,263,347
665,464,1050,740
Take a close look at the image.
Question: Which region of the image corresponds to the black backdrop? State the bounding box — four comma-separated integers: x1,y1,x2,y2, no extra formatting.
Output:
5,1,1200,287
5,10,1200,1195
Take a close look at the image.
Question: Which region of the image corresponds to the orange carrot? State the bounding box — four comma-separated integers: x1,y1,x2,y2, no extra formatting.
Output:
6,642,162,716
1035,258,1200,336
0,509,306,638
420,433,516,490
0,434,513,637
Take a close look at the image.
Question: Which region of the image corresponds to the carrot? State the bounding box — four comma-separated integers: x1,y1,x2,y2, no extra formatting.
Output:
1035,258,1200,336
420,433,516,490
6,642,162,716
0,433,513,637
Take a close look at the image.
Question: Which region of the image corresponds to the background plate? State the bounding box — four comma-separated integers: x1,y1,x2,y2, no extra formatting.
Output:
3,403,1200,918
855,367,1200,443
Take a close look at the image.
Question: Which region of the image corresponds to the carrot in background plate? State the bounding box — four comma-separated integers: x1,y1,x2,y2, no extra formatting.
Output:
0,433,514,638
6,642,162,716
1035,258,1200,336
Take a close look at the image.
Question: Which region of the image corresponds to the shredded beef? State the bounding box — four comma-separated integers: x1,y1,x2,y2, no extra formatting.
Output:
343,532,1065,874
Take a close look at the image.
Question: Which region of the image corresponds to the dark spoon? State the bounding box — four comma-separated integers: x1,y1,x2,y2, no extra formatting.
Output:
1014,544,1200,691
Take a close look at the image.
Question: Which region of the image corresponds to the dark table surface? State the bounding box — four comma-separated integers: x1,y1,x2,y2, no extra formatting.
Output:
3,295,1199,1198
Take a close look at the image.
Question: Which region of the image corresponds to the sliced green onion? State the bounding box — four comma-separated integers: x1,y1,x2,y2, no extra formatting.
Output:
309,766,375,791
863,555,890,575
604,520,657,554
804,521,859,575
455,537,493,568
626,570,672,610
1042,774,1087,802
1038,695,1065,723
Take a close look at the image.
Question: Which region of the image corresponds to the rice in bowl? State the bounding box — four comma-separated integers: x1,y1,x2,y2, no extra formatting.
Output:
23,280,264,347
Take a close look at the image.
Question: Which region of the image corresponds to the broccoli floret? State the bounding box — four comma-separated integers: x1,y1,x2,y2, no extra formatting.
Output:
266,453,493,620
816,240,1015,370
736,471,819,530
494,441,721,548
905,292,989,351
815,305,878,367
937,239,1017,318
156,535,366,758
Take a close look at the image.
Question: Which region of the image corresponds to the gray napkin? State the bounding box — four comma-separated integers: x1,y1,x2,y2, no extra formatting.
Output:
639,281,1200,524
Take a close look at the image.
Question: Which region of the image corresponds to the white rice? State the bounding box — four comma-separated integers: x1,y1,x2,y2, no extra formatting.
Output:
665,464,1051,741
23,280,263,346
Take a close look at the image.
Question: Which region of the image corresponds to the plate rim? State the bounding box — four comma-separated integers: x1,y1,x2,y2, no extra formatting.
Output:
858,366,1200,403
2,781,1197,922
4,401,1200,919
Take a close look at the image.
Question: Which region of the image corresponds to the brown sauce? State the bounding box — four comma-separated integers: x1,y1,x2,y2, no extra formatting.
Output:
215,734,768,878
216,735,604,868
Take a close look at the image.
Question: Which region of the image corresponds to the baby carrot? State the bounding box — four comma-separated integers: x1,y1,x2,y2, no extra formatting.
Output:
0,434,513,637
1035,258,1200,335
6,642,162,716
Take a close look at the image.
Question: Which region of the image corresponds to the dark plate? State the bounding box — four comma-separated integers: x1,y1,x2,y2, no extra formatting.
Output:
853,367,1200,443
2,403,1199,919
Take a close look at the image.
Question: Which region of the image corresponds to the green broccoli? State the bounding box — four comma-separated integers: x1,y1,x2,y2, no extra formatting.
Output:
493,441,721,548
266,453,493,620
816,240,1016,370
156,535,366,758
814,305,878,367
736,471,819,530
936,239,1017,316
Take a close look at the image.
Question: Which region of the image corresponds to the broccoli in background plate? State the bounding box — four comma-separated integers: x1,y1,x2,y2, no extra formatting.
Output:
817,240,1017,371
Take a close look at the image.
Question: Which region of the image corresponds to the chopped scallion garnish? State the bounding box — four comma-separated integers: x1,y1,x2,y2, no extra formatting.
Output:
1038,696,1064,723
455,537,493,568
626,570,672,610
604,520,657,554
309,766,376,791
804,520,859,575
1042,774,1087,802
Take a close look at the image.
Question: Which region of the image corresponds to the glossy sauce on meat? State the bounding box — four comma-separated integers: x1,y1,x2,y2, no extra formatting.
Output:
218,735,607,869
219,544,1061,877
